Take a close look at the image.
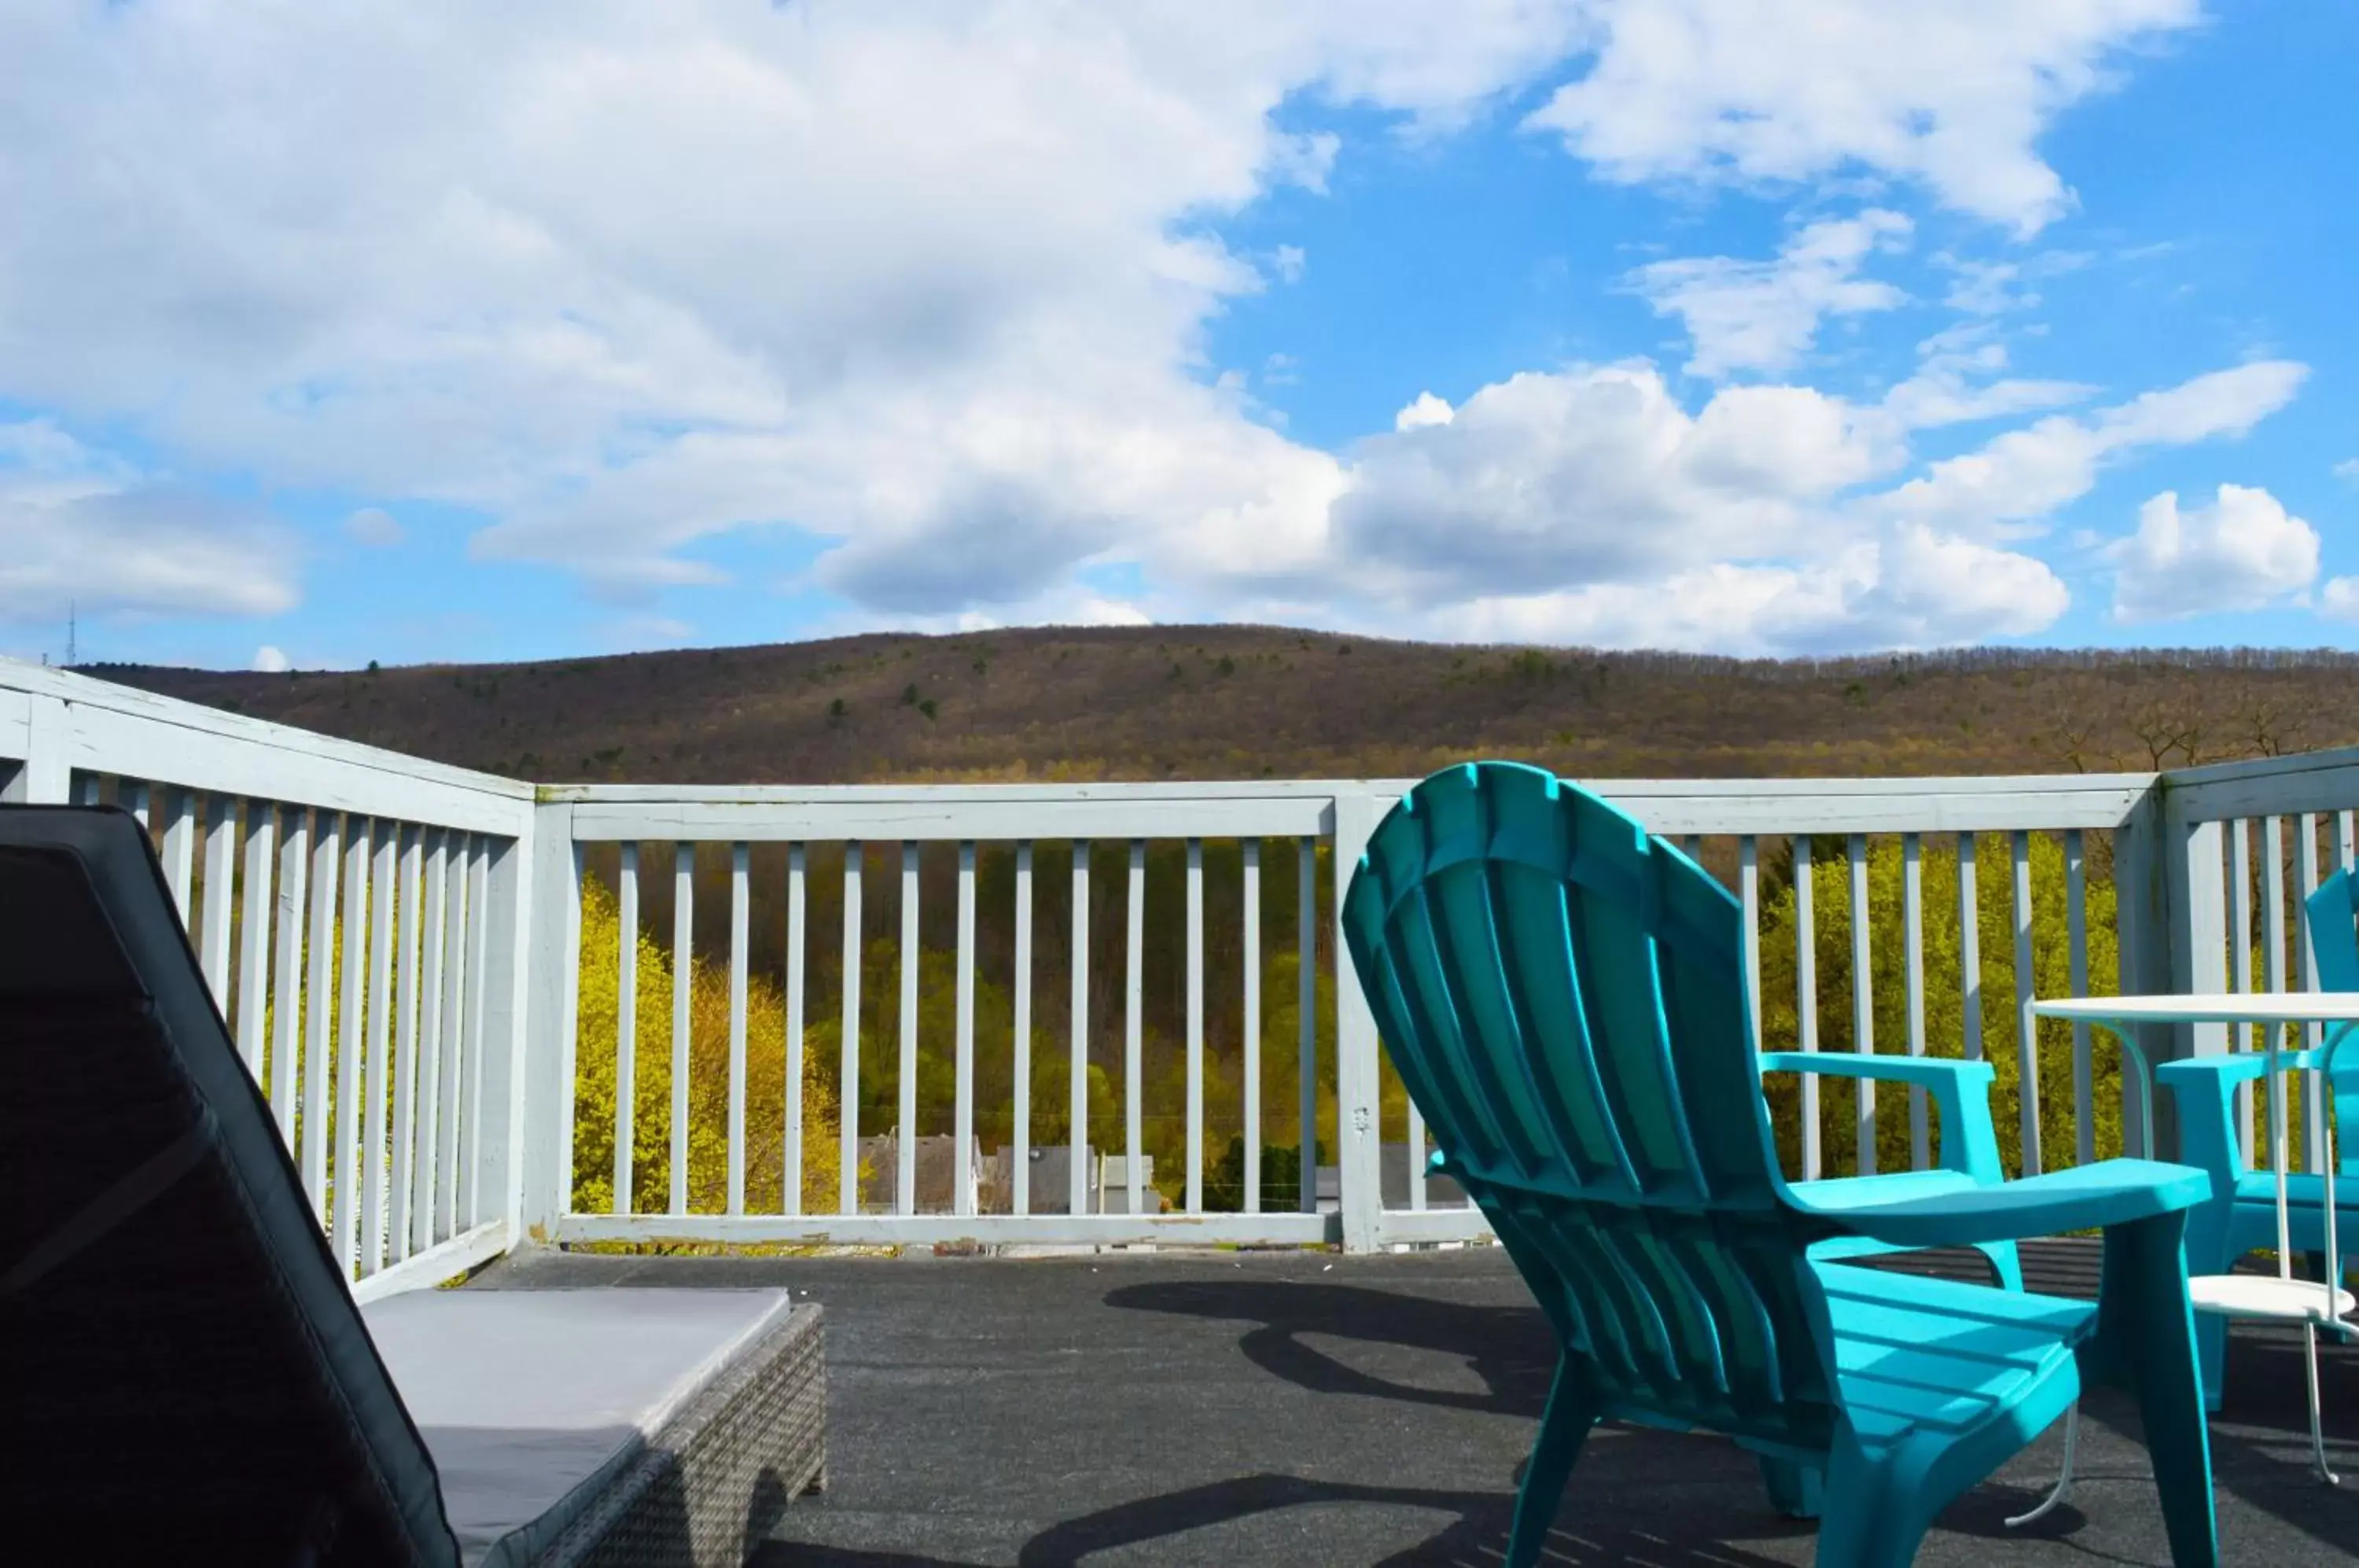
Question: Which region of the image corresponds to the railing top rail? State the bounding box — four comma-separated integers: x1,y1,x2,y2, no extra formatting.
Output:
560,771,2157,838
0,660,535,832
2159,744,2359,824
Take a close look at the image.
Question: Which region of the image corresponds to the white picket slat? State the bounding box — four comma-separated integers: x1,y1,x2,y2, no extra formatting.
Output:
362,824,396,1272
391,826,423,1258
616,842,639,1214
671,842,694,1217
727,841,749,1216
841,843,863,1216
1901,833,1928,1170
897,842,919,1215
1739,836,1761,1047
785,842,807,1216
2064,829,2093,1166
1847,834,1875,1176
1126,839,1146,1217
1070,841,1091,1218
235,801,277,1077
1958,833,1984,1064
332,820,370,1271
1012,841,1032,1216
270,809,310,1149
1185,837,1205,1214
164,787,197,925
1298,837,1316,1213
301,814,340,1218
1794,835,1819,1180
1242,839,1262,1215
414,833,448,1252
2011,831,2040,1176
200,793,236,998
954,840,977,1218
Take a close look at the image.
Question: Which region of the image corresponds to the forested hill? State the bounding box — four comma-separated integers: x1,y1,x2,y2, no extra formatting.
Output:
84,625,2359,784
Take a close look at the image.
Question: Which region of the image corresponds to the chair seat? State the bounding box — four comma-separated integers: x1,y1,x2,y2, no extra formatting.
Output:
1800,1169,1987,1213
1820,1265,2095,1448
2229,1170,2359,1215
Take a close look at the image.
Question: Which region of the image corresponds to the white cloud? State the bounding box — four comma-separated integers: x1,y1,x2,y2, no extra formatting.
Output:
1879,322,2095,430
1525,0,2204,234
1393,392,1454,431
1625,209,1912,378
343,507,407,547
2107,484,2318,622
1878,360,2308,536
2320,578,2359,623
1432,525,2067,653
2335,458,2359,484
252,645,291,673
0,420,300,624
1330,364,1897,605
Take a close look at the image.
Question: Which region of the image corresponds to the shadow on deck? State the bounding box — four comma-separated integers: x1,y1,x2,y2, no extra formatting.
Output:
468,1242,2357,1566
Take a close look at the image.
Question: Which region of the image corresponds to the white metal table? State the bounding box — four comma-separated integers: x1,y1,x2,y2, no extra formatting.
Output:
2033,992,2353,1485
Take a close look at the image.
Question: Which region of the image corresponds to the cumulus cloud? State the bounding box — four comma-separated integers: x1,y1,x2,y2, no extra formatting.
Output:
343,507,406,547
1330,365,1894,605
2107,484,2318,622
1525,0,2204,233
1433,525,2067,654
0,419,300,624
1877,361,2309,536
252,646,291,673
1625,209,1912,378
2335,458,2359,484
2320,578,2359,622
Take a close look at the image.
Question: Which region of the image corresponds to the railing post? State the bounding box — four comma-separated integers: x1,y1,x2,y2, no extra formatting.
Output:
475,819,537,1243
514,801,580,1242
2,694,70,804
2116,781,2222,1160
1331,786,1382,1254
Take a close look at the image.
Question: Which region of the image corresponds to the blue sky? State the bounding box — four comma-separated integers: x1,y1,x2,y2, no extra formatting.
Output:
1,1,2352,671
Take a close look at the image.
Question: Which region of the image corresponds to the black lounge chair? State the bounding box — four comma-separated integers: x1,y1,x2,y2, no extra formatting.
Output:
0,806,824,1566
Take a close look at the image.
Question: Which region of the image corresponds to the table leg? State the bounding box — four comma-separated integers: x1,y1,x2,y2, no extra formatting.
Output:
2097,1209,2218,1567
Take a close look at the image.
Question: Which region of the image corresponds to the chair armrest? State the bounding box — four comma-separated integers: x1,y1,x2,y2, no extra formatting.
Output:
1795,1158,2212,1249
1757,1053,2002,1183
1757,1053,1995,1091
2155,1054,2275,1090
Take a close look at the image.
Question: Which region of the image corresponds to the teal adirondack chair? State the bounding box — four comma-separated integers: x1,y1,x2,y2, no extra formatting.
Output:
1341,762,2219,1568
2156,863,2359,1411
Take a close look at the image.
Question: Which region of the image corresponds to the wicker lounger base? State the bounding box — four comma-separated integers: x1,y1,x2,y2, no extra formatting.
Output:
544,1301,826,1568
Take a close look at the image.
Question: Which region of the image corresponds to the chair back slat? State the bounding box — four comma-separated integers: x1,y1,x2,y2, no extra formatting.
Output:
2300,866,2359,1174
1345,762,1840,1442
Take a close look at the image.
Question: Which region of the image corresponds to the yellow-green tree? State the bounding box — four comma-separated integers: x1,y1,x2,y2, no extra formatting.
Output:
1756,834,2123,1180
571,878,841,1214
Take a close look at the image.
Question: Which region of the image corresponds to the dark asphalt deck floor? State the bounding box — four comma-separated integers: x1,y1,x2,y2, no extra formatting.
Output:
469,1243,2359,1566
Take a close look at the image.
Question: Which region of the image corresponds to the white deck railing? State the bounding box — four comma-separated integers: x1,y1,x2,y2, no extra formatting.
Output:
5,658,2354,1269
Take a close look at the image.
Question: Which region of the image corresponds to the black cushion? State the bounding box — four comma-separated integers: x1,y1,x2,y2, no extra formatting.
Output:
0,806,458,1566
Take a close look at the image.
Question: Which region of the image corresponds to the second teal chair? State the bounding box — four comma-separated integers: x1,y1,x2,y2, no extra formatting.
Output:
2157,862,2359,1410
1343,762,2220,1567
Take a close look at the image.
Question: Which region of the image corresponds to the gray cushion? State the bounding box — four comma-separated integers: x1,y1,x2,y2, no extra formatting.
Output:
365,1288,800,1566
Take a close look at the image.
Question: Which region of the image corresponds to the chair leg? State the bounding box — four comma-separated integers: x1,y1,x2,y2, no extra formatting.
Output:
2195,1310,2228,1415
2004,1401,2077,1528
1757,1456,1824,1519
1978,1238,2025,1292
1505,1356,1600,1568
1809,1430,1927,1568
